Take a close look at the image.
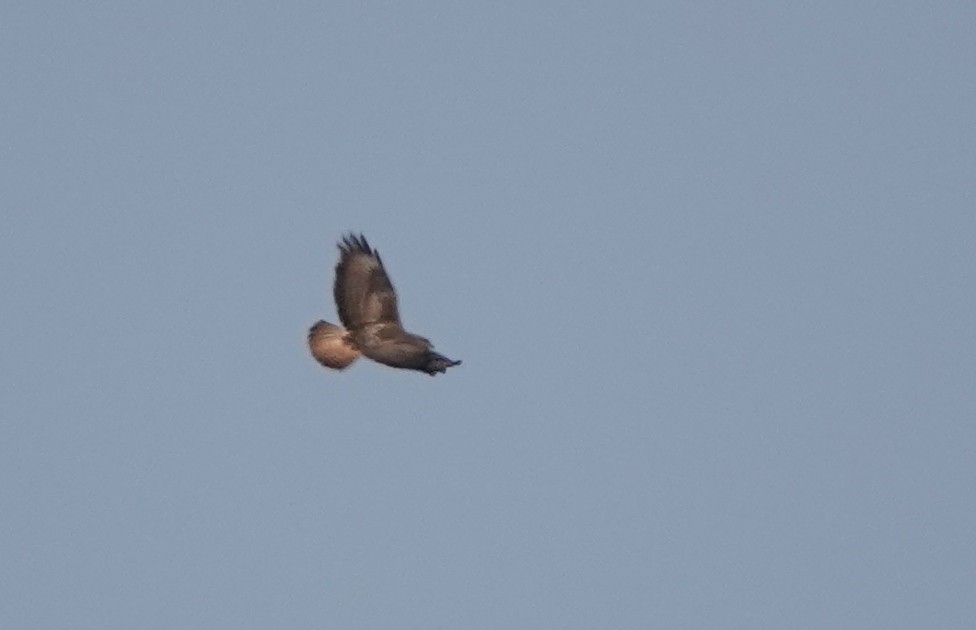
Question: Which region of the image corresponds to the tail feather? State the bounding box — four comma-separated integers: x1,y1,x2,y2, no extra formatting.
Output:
308,320,359,370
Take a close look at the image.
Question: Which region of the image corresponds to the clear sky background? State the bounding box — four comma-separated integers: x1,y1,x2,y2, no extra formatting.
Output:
2,2,974,628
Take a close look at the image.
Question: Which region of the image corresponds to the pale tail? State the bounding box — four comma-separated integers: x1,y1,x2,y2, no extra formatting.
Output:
308,321,360,370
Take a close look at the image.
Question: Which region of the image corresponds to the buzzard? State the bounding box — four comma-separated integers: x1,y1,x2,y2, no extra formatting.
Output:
308,233,462,376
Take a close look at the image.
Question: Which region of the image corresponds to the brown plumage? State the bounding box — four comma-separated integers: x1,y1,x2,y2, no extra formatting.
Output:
308,233,462,376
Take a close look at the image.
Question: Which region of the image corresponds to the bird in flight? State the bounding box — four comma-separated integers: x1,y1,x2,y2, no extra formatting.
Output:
308,233,462,376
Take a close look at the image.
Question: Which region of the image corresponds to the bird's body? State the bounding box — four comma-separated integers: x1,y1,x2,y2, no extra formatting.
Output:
308,234,461,376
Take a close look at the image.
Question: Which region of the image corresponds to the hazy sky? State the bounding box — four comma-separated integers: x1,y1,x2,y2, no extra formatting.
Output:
2,2,974,628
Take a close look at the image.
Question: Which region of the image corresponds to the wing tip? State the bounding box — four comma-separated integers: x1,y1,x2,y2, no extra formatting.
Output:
338,232,373,256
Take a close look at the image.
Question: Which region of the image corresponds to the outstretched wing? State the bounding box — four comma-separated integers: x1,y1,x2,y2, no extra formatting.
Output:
333,233,401,331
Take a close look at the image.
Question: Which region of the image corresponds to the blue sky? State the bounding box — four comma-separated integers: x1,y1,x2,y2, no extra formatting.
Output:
2,2,974,628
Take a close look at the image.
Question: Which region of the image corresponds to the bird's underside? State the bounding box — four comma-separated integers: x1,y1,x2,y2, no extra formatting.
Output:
308,233,461,377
